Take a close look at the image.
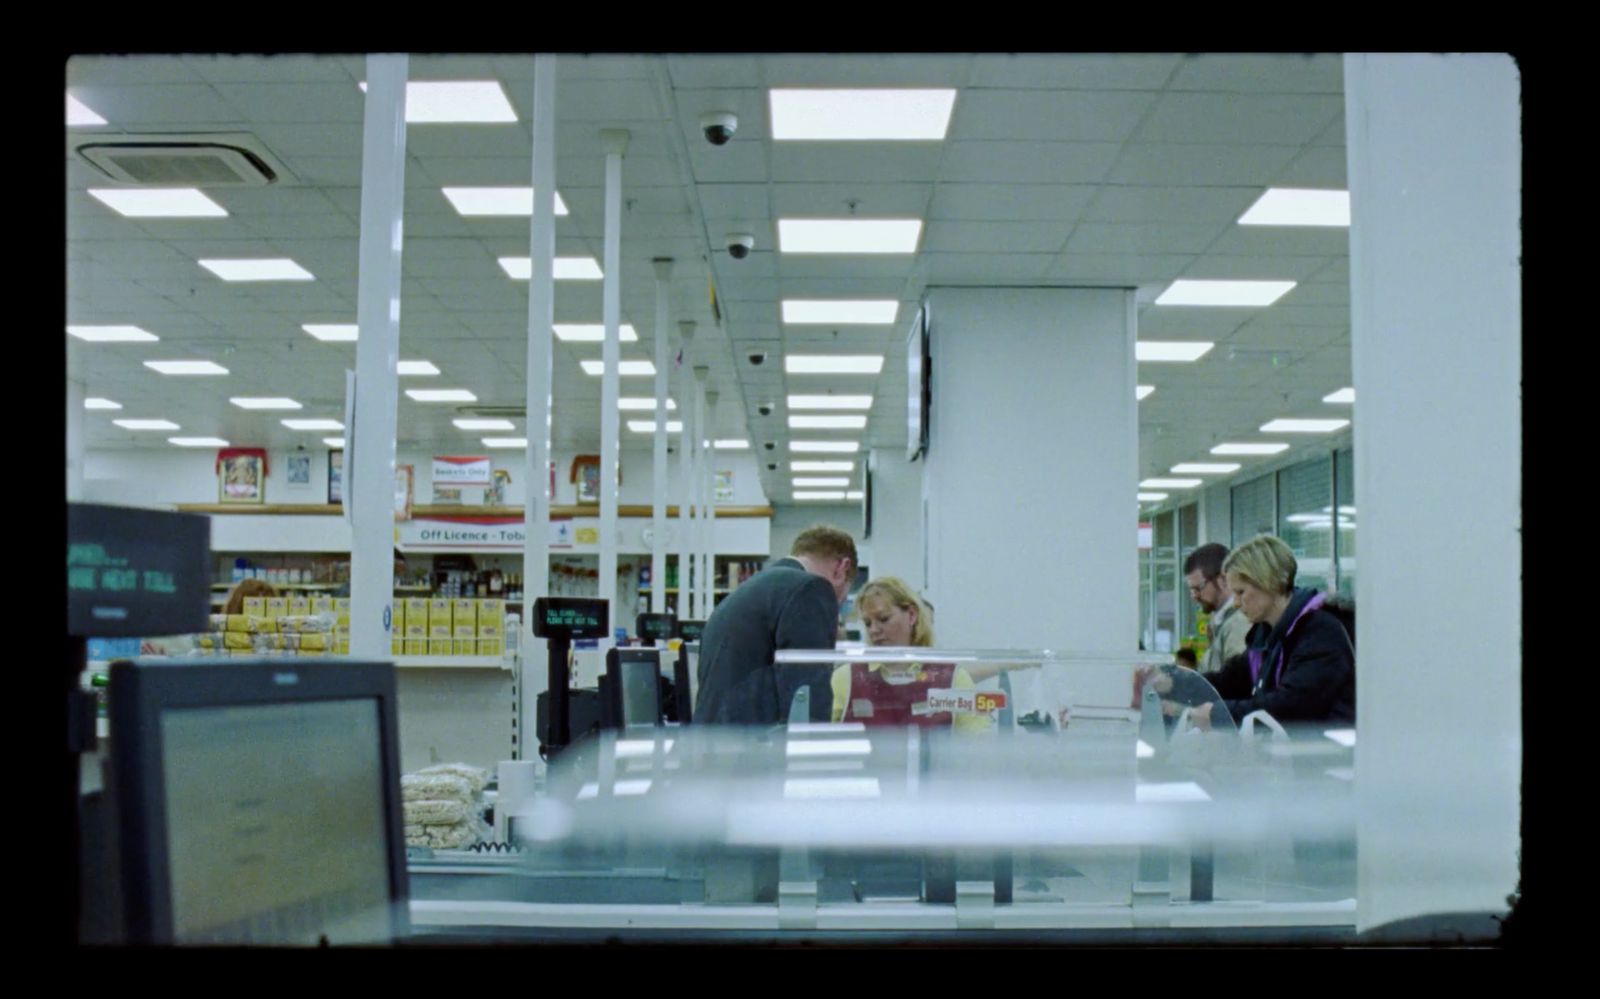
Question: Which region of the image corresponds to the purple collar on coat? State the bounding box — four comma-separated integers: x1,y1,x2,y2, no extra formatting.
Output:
1247,591,1327,689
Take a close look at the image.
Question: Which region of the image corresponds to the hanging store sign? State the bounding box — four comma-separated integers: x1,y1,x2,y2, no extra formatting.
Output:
432,455,493,486
399,515,526,550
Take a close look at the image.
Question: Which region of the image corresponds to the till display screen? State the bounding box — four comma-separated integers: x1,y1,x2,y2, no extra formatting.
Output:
531,597,609,640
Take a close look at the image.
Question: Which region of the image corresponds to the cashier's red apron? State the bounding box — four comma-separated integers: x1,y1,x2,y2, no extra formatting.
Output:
841,662,957,727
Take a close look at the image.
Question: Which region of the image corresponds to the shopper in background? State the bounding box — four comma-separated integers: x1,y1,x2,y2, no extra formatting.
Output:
223,577,278,615
831,576,989,734
1173,647,1198,670
1189,534,1356,730
1184,542,1252,678
695,525,857,725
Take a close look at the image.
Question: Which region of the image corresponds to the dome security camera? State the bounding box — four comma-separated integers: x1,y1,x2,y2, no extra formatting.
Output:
766,463,777,471
763,442,776,451
700,110,738,145
757,402,773,416
726,233,755,260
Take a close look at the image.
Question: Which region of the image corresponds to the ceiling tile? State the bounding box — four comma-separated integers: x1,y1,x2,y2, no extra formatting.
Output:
1135,93,1344,146
1203,226,1351,258
1106,143,1302,186
919,253,1053,283
1046,253,1196,285
1166,53,1344,94
1270,147,1349,187
698,183,770,220
665,55,764,89
950,90,1157,143
70,55,205,85
770,183,933,217
771,146,944,184
1084,186,1260,225
761,54,972,86
1179,255,1332,282
923,220,1072,254
929,183,1095,221
1064,222,1230,256
967,54,1180,90
939,141,1121,184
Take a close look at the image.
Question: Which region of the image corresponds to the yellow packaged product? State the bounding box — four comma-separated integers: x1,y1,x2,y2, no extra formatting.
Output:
392,600,405,634
224,632,254,651
288,595,311,615
454,638,476,656
242,596,266,617
429,599,453,638
297,633,328,652
335,597,352,629
405,639,427,656
311,596,334,615
264,597,288,619
392,637,403,656
429,638,452,656
225,615,275,634
405,599,429,638
477,638,502,658
453,599,477,638
338,636,351,655
477,599,504,631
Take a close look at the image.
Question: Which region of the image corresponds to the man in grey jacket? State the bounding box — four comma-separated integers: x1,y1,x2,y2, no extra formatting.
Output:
695,525,857,725
1184,542,1252,677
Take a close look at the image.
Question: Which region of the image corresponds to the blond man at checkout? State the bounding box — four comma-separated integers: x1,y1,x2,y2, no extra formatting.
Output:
831,576,990,735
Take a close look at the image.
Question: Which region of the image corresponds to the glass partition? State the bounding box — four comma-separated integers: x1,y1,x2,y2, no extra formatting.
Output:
1334,448,1356,598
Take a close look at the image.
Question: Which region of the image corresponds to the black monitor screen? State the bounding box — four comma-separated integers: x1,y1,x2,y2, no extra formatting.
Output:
68,503,211,638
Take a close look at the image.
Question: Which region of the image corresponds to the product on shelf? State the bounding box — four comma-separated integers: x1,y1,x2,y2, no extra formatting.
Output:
288,595,311,615
264,596,288,619
453,599,477,639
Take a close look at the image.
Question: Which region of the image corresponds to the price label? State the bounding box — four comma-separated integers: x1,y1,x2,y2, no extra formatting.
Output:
974,691,1007,713
926,689,1009,715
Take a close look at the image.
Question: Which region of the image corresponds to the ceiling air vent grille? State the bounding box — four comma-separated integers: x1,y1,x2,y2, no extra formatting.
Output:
77,142,278,187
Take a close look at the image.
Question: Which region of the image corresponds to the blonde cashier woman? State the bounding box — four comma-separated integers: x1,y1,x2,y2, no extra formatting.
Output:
830,577,990,734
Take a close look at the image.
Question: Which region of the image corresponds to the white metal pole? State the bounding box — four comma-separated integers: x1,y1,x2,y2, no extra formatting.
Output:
650,258,674,615
599,129,629,647
522,54,558,756
704,387,719,610
693,367,710,619
349,54,408,660
67,378,86,502
676,321,697,619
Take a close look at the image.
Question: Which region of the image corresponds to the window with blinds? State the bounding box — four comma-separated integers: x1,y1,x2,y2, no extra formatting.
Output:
1277,455,1334,592
1231,475,1275,547
1335,448,1355,597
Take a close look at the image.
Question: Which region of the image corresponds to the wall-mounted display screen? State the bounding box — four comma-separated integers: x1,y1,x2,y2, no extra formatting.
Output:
532,597,609,641
68,504,211,638
907,302,931,462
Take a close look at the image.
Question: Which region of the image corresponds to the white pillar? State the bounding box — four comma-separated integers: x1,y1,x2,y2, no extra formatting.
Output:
704,387,720,610
1344,53,1520,933
67,379,86,502
693,367,711,619
521,54,558,750
866,447,925,592
348,54,407,660
650,258,674,615
676,322,698,618
598,129,629,648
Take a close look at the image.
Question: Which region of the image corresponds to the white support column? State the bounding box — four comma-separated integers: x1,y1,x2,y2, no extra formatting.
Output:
693,366,711,619
1344,53,1521,933
677,322,697,619
348,54,408,660
522,54,558,750
67,379,86,502
598,129,629,648
866,447,925,592
650,258,674,615
704,387,720,608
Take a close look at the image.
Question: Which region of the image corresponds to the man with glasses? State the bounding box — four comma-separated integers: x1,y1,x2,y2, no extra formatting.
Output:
1184,543,1251,677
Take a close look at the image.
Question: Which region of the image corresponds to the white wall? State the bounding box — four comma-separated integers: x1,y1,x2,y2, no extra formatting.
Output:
769,502,870,569
867,446,926,592
67,380,86,502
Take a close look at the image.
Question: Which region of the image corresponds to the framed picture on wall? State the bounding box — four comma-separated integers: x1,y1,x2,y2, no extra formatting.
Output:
219,453,264,505
328,450,344,505
286,453,312,488
572,454,601,504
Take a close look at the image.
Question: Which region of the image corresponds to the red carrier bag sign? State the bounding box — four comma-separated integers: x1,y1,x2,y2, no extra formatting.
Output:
925,689,1007,715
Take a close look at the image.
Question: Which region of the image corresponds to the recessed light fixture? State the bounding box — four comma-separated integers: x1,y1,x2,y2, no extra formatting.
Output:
618,397,677,411
769,88,957,141
323,437,346,448
397,360,441,376
781,300,899,325
453,418,515,431
791,461,853,472
1260,418,1350,434
440,187,569,216
1136,341,1214,363
580,360,656,377
787,395,872,410
358,81,518,123
788,414,867,430
302,324,359,342
1323,387,1355,404
405,389,478,403
785,355,885,375
68,94,106,126
497,257,604,281
1155,280,1296,307
790,441,861,453
1136,385,1155,401
88,188,228,218
229,397,302,410
114,419,179,431
1137,492,1169,502
282,418,344,431
1140,478,1203,489
1171,463,1242,474
553,323,640,343
627,420,683,433
169,437,229,447
84,398,122,410
144,360,228,375
793,477,850,487
794,490,849,501
67,325,158,343
1238,188,1351,228
845,490,864,500
198,259,314,282
713,439,749,450
483,437,529,449
1211,442,1291,456
777,219,923,254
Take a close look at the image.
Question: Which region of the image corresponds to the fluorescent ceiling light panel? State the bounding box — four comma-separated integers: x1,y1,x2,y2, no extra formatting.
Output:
787,395,873,410
88,188,228,218
789,441,861,453
580,360,656,377
453,419,515,431
405,389,478,402
793,477,850,487
788,414,867,430
198,258,314,282
229,397,302,410
114,419,179,431
1137,492,1169,502
785,355,885,375
483,437,529,448
397,360,441,376
846,490,864,500
281,418,343,431
777,218,923,254
391,81,517,123
323,437,345,448
769,88,957,141
1136,341,1214,363
794,491,848,501
1323,387,1355,404
497,257,604,281
1155,280,1296,307
791,461,853,472
1140,478,1202,489
628,420,683,433
618,397,676,411
1211,442,1290,456
553,323,639,342
84,398,122,410
713,440,749,450
302,324,358,342
67,325,158,343
68,94,106,125
169,437,229,447
1238,188,1351,227
440,187,569,216
144,360,228,375
1170,462,1241,474
781,300,898,325
1260,418,1351,433
1136,385,1155,401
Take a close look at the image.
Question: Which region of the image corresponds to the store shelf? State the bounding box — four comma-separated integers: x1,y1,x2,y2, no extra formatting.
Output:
638,587,731,595
394,655,509,670
211,582,341,591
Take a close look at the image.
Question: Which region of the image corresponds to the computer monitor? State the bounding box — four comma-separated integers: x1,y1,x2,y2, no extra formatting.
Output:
601,648,664,731
108,658,409,946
